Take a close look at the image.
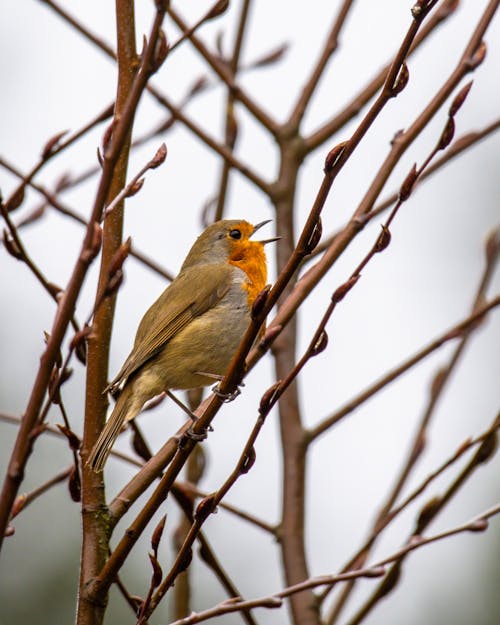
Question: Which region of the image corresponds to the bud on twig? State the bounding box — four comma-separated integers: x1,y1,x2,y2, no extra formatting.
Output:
374,225,391,253
304,218,323,254
391,62,409,95
331,275,359,304
152,30,169,72
149,143,168,169
310,330,328,357
226,109,238,148
449,81,473,117
195,495,217,523
126,178,144,198
251,284,271,319
151,515,167,553
437,116,455,150
3,231,23,260
240,446,256,474
474,430,497,465
82,222,103,264
187,76,209,98
41,130,69,159
416,496,441,532
148,553,163,588
378,564,401,598
467,518,489,532
70,324,91,355
259,381,281,415
430,367,447,399
207,0,230,21
44,331,63,368
101,121,114,155
468,41,487,70
484,228,500,264
250,43,289,69
324,141,347,173
108,237,132,281
399,164,418,201
259,324,282,350
57,424,81,451
7,185,25,212
68,466,81,503
11,494,27,518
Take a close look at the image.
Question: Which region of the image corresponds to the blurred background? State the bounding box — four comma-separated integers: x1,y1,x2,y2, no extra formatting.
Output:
1,1,499,624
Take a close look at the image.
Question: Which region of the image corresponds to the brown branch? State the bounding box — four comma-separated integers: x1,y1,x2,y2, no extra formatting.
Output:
180,481,276,535
166,568,385,625
0,200,80,333
171,482,260,625
9,467,72,521
37,0,271,195
288,0,357,129
0,0,167,556
214,0,253,221
0,155,174,281
303,0,460,153
256,1,496,363
308,295,500,441
166,502,500,625
345,430,500,625
323,226,500,621
267,106,466,435
167,6,279,135
76,1,140,623
145,405,272,618
353,4,494,221
308,117,500,259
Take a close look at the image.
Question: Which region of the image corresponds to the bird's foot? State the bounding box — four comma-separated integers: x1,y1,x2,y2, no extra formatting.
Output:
196,371,244,403
178,421,210,448
211,384,241,402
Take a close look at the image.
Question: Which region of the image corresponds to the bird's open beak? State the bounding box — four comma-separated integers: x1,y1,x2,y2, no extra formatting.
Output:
252,219,281,244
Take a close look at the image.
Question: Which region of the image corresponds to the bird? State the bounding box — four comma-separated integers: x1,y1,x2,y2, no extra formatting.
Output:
87,219,278,472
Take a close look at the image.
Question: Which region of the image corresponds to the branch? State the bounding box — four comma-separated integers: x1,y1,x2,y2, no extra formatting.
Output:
288,0,356,129
256,1,496,362
166,503,500,625
308,295,500,441
36,0,271,195
345,435,500,625
145,405,273,618
167,6,280,135
0,155,175,282
307,117,500,259
0,0,167,553
323,227,500,620
213,0,253,221
304,0,459,153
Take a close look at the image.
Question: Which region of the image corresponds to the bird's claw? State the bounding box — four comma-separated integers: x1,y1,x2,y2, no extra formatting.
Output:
212,384,241,402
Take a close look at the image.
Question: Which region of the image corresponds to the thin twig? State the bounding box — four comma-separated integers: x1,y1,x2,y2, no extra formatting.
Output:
166,503,500,625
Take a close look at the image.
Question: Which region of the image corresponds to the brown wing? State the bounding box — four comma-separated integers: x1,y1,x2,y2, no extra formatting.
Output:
108,263,234,392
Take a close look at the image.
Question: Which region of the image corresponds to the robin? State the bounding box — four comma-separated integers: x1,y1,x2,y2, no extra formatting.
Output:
88,219,278,472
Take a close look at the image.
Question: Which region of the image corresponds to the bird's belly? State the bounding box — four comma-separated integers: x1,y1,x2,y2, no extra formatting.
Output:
143,299,250,391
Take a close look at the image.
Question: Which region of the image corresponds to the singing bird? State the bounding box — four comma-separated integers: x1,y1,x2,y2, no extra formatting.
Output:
88,219,278,471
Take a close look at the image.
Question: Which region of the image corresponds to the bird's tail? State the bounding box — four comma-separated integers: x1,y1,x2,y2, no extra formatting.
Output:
87,384,142,472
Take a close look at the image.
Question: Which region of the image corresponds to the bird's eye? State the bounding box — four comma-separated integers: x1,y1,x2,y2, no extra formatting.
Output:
229,229,241,240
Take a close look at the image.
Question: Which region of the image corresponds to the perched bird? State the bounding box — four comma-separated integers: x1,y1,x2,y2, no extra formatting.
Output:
88,219,278,471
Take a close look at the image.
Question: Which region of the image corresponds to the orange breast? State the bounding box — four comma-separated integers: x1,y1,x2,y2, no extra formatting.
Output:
229,241,267,307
